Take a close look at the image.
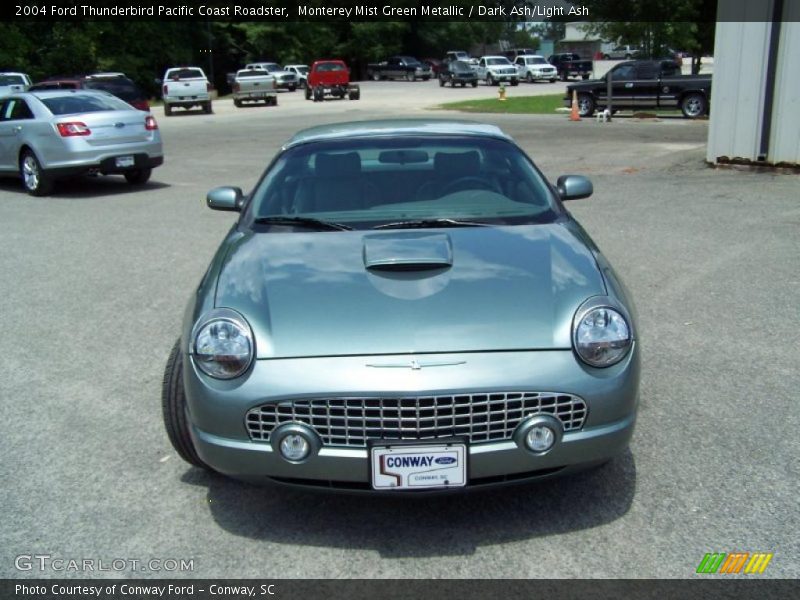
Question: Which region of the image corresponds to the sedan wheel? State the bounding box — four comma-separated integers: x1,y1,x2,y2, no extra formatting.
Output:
124,168,152,185
20,150,53,196
162,339,210,469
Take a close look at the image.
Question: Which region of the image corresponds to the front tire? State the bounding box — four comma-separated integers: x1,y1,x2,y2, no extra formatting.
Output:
439,76,445,87
582,73,590,80
486,73,494,86
20,150,53,196
203,101,213,114
124,168,151,185
162,339,210,470
577,93,595,117
164,104,173,117
510,79,519,87
680,93,707,118
526,72,533,83
305,85,311,100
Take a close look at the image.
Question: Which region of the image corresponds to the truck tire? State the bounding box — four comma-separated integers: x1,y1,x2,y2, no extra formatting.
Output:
549,79,557,83
680,93,707,118
526,73,533,83
203,101,213,114
439,76,445,87
582,73,590,80
164,104,173,116
511,79,519,86
348,85,360,100
288,85,296,92
305,85,311,100
471,81,477,87
486,73,494,86
233,99,242,108
406,72,416,82
372,72,381,81
577,93,595,118
313,86,324,102
560,71,567,81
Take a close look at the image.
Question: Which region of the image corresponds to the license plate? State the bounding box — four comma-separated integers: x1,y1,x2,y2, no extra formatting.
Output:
115,156,134,168
248,92,267,98
371,443,467,490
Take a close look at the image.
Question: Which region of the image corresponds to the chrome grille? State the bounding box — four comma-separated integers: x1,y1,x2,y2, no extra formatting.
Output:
245,392,587,447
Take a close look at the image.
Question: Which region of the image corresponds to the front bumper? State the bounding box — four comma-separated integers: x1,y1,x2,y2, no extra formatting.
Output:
183,347,639,490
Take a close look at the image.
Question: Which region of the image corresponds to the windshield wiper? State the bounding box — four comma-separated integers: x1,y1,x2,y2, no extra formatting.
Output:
253,216,353,231
373,218,490,230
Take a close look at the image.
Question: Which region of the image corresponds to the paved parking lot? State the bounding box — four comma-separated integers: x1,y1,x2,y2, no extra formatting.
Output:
1,79,797,579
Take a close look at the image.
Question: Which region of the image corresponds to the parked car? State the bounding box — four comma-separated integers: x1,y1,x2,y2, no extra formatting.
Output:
514,55,558,83
0,90,163,195
367,56,432,81
565,59,712,118
438,60,478,87
422,58,443,76
161,67,212,116
232,69,277,107
548,53,593,81
284,64,309,88
444,50,471,64
475,56,519,86
28,74,150,112
0,72,32,98
162,119,639,492
305,60,360,102
603,45,642,60
245,63,298,91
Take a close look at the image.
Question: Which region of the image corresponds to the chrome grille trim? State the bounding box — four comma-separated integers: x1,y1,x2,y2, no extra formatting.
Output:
245,392,587,447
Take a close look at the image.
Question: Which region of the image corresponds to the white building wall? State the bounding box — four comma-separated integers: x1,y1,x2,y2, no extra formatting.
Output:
707,0,800,166
769,3,800,164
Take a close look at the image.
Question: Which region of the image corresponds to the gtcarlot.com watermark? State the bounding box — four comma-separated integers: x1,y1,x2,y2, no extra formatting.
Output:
15,554,194,573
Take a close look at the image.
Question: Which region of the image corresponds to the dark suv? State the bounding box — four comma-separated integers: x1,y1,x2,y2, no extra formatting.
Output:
28,74,150,111
438,61,478,87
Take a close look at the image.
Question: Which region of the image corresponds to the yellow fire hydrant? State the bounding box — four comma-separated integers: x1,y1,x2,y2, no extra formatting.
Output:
498,84,507,101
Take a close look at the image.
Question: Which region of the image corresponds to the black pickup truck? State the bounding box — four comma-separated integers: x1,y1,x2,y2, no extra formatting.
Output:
547,53,593,81
565,60,712,118
366,56,432,81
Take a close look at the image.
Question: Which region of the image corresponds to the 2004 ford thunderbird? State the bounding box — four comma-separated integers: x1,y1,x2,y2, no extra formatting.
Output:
163,120,640,492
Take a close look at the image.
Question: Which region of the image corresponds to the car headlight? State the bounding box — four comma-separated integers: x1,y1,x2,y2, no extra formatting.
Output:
573,306,631,367
193,308,254,379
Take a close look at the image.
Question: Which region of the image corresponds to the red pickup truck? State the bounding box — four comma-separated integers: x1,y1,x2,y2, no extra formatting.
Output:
305,60,360,102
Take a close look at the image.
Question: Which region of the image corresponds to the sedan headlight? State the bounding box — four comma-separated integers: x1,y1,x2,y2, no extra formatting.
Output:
193,308,254,379
573,306,631,367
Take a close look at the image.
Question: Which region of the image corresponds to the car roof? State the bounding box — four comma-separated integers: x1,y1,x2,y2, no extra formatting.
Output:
21,89,116,100
481,55,508,60
285,119,512,149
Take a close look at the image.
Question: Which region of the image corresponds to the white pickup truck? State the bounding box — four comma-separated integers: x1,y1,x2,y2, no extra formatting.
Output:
475,56,519,86
0,72,32,98
161,67,212,116
513,55,558,83
233,69,277,107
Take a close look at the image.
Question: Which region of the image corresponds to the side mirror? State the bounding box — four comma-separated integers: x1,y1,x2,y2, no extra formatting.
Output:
207,186,244,211
556,175,593,200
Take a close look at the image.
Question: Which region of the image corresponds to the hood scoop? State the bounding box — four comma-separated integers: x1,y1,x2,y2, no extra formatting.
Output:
363,233,453,271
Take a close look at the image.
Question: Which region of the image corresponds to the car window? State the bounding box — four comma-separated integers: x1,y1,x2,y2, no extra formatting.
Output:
84,79,143,102
611,65,637,80
40,93,133,115
168,69,204,80
237,70,269,78
0,99,34,121
247,136,558,229
0,74,27,86
316,63,345,72
635,64,657,79
486,58,511,66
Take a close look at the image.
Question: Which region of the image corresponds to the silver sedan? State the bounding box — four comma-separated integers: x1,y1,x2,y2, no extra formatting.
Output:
0,90,163,196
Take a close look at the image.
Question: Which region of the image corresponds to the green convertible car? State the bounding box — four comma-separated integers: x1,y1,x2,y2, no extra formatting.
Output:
163,119,640,493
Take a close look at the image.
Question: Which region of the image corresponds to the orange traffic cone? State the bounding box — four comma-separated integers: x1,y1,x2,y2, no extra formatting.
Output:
569,90,581,121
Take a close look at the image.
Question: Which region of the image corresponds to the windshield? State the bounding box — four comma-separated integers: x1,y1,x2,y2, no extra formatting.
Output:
315,62,346,72
41,93,134,115
168,69,204,80
486,58,512,66
292,66,309,74
527,57,548,65
0,74,26,86
245,136,559,230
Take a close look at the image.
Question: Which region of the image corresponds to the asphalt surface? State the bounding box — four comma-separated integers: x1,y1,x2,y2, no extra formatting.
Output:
1,78,797,580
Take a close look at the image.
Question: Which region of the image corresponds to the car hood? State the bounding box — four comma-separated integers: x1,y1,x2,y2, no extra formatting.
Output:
215,224,605,358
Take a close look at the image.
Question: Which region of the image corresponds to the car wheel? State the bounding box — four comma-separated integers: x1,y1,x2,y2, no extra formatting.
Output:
372,72,381,81
460,82,465,87
313,87,324,102
233,99,242,108
549,78,557,83
486,74,494,86
582,73,590,80
471,81,477,87
203,101,213,114
560,71,567,81
406,72,416,82
348,86,360,100
511,79,519,86
288,85,296,92
164,104,172,116
20,149,53,196
439,76,445,87
162,339,210,470
305,85,311,100
681,93,707,118
526,73,533,83
577,93,595,117
124,168,151,185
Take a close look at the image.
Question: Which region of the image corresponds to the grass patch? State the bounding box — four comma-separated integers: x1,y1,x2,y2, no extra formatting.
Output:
435,93,564,114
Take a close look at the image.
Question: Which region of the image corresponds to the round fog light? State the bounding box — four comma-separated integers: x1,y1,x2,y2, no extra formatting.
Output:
279,434,310,461
525,425,556,453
